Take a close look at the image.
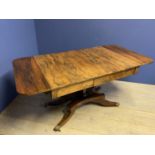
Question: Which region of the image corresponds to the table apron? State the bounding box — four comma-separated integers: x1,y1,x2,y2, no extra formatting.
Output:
51,67,139,99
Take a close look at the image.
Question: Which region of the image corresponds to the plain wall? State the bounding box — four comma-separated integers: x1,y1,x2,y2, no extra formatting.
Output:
35,19,155,84
0,20,38,111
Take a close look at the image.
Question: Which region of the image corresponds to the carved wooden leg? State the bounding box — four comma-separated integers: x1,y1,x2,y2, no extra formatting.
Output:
53,110,74,131
53,92,119,131
90,93,119,107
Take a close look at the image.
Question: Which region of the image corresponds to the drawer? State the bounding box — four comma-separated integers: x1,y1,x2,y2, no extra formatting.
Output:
52,67,138,99
94,67,138,87
52,80,94,99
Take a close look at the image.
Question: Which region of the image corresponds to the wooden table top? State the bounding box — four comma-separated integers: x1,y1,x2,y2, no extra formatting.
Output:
13,45,153,97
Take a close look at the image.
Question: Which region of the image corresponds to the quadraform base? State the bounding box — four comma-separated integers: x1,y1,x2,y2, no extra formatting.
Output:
45,87,119,132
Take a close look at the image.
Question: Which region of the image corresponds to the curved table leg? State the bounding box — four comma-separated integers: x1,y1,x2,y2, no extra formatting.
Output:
53,110,74,132
53,92,119,131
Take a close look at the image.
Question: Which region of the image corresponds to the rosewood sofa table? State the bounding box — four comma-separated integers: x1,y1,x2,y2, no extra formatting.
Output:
13,45,153,131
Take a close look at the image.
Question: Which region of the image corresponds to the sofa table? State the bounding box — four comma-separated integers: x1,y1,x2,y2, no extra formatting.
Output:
13,45,153,131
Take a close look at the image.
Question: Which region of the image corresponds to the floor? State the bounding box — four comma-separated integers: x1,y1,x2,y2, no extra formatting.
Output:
0,80,155,135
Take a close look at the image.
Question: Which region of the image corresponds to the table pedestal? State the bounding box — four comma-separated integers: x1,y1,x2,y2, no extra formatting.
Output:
45,87,119,132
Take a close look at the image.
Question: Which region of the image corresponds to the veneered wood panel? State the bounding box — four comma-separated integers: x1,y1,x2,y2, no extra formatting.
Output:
103,45,153,65
51,80,94,99
13,45,153,96
13,57,50,95
51,67,138,98
94,67,138,87
35,45,153,90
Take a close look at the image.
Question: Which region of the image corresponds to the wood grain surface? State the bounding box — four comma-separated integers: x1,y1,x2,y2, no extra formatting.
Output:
13,45,153,97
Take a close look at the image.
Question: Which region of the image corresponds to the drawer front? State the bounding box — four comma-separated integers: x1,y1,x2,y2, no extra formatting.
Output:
52,80,93,99
52,67,138,99
94,67,138,87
